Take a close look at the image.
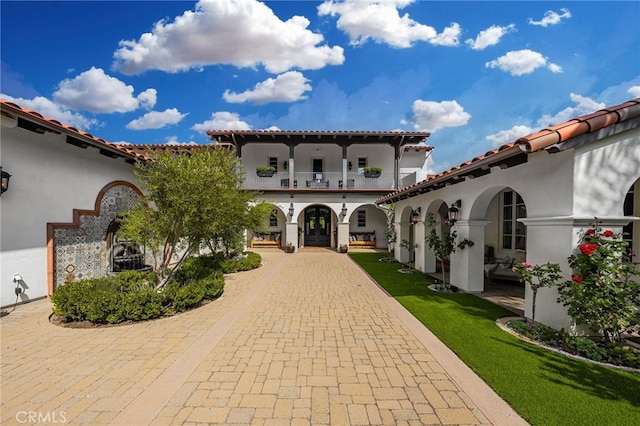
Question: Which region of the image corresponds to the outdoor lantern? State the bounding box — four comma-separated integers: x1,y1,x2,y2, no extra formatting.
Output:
411,207,421,224
448,200,461,223
288,202,294,218
341,203,348,217
283,160,288,170
1,167,11,195
348,161,352,171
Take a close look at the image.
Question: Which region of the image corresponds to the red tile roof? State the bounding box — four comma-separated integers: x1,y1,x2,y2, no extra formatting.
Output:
377,97,640,204
206,130,432,147
0,99,147,162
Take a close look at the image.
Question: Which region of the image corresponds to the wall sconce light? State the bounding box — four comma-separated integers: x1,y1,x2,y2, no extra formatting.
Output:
341,203,348,217
348,161,352,171
288,202,294,219
448,200,461,223
1,167,11,195
283,160,288,170
411,207,421,224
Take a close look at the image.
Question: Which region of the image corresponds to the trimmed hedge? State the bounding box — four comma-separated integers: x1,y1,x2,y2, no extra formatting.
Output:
51,252,261,325
220,252,262,273
51,271,163,324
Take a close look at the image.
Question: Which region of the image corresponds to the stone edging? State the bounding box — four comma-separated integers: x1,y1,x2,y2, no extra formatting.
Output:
496,317,640,373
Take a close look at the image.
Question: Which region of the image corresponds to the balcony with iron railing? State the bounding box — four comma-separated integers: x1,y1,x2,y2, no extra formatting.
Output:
242,171,417,191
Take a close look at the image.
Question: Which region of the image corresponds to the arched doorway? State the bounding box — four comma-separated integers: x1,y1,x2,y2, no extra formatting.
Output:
304,205,331,247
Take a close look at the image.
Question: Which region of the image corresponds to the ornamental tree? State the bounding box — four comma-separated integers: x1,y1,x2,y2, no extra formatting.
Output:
513,261,562,324
425,213,474,290
556,220,640,342
118,146,270,289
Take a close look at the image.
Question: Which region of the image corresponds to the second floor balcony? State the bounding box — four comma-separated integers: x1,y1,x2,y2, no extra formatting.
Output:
243,171,418,191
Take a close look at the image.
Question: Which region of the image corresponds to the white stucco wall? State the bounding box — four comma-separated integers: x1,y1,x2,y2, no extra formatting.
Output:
1,125,137,307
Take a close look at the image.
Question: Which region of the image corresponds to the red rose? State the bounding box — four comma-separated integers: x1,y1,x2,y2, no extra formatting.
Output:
579,243,598,256
572,275,583,283
586,229,596,235
603,230,614,237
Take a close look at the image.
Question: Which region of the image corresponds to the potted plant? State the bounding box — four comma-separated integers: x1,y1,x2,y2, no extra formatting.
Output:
284,242,295,253
338,244,349,253
256,166,276,177
363,166,382,178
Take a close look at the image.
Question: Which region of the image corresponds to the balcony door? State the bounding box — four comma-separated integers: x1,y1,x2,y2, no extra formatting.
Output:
312,158,324,182
304,205,331,247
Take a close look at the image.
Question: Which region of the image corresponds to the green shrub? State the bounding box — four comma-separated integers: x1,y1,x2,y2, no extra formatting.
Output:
198,271,225,299
162,280,206,312
52,255,231,324
574,337,607,362
219,252,262,273
173,255,220,283
51,275,163,324
604,343,640,368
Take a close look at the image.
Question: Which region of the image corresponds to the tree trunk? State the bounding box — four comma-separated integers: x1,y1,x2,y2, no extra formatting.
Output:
531,288,537,324
439,258,446,290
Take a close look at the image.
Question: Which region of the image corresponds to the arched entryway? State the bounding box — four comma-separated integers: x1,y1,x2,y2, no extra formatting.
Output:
304,205,331,247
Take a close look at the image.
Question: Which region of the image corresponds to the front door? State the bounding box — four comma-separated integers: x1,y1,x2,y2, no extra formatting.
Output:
304,205,331,247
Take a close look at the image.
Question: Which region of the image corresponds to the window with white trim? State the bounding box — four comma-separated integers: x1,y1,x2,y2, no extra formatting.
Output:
501,190,526,251
623,184,635,253
357,210,366,227
269,210,278,227
357,157,367,175
268,156,278,172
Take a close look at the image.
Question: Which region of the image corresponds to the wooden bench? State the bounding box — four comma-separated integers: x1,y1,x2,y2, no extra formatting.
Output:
349,232,377,248
250,232,282,248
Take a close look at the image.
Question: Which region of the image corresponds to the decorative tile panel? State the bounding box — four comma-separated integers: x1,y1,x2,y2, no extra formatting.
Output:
53,184,140,288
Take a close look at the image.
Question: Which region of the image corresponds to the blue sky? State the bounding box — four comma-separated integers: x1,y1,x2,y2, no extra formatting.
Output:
2,0,639,172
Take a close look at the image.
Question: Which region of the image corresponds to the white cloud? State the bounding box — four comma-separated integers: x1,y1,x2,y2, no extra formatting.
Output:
223,71,312,105
318,0,460,48
485,49,562,76
408,99,470,132
465,24,515,50
137,89,158,110
486,125,534,148
192,111,252,133
113,0,344,75
164,136,197,145
0,94,98,130
528,8,572,27
628,86,640,97
486,94,605,146
430,22,462,47
126,108,187,130
53,67,157,113
537,93,605,126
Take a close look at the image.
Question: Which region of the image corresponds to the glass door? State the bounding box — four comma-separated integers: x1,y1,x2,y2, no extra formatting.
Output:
304,205,331,246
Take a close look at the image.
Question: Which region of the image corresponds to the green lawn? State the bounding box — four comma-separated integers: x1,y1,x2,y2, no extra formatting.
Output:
350,253,640,426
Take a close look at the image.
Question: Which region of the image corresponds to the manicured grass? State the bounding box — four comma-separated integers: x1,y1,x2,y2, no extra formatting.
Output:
350,253,640,426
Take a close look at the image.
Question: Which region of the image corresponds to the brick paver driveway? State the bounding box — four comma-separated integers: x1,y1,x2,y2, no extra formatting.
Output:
1,249,525,425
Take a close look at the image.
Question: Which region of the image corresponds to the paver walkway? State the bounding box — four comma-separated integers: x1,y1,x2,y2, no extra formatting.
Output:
1,249,526,425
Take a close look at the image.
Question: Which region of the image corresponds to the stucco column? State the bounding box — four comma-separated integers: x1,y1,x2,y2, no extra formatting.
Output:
398,221,411,263
337,222,350,249
389,222,400,255
288,144,295,188
285,217,299,251
413,222,426,271
341,145,348,188
449,220,489,292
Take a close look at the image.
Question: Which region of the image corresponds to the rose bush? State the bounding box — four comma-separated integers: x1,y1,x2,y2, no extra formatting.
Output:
557,220,640,342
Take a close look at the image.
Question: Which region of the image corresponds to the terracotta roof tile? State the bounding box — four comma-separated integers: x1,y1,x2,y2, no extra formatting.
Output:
1,98,144,161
